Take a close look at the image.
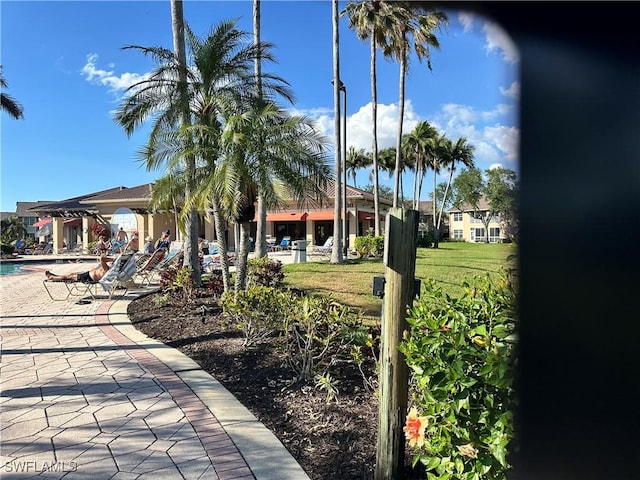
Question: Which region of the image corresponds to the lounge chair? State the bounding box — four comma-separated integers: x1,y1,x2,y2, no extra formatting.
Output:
271,236,291,251
43,252,138,302
133,249,167,286
311,236,333,258
27,242,53,255
155,241,183,270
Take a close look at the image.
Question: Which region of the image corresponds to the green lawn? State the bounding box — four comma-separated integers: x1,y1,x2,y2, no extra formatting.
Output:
282,242,517,322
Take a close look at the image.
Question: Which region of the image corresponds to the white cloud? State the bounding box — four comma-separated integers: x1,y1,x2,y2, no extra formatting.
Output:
457,12,476,32
456,12,519,65
81,53,145,93
500,80,520,99
305,98,520,171
483,124,519,163
482,22,519,64
305,100,421,152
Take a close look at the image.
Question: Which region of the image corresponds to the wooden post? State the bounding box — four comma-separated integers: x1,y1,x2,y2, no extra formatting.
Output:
375,207,418,479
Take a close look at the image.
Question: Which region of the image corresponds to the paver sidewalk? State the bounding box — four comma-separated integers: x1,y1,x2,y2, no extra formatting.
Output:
0,260,309,479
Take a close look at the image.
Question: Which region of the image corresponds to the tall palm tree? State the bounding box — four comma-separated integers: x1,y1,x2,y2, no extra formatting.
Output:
215,99,331,290
253,0,270,259
435,137,475,238
402,120,439,209
114,19,293,289
346,146,370,188
0,66,24,119
343,1,397,235
383,2,447,207
169,0,201,284
331,0,344,263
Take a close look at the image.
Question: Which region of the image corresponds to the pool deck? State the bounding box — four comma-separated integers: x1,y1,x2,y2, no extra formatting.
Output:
0,253,310,479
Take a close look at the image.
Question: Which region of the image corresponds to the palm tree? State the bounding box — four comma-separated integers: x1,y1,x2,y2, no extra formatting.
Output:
343,1,397,235
435,137,475,243
215,99,331,290
114,19,292,290
346,146,370,188
331,0,344,263
253,0,270,259
169,0,201,284
0,66,24,119
0,216,26,243
382,2,447,207
402,120,439,209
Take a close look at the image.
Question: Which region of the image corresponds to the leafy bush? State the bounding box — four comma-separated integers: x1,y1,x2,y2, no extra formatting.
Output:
284,294,364,382
417,231,434,248
220,286,295,346
400,271,518,479
201,270,225,298
91,223,109,240
1,243,15,256
159,265,194,304
353,235,384,258
247,256,284,288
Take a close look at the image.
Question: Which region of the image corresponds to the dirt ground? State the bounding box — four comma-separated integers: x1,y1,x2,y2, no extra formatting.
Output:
127,287,424,480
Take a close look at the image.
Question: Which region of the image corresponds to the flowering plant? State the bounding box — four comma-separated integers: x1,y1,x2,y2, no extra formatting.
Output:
400,271,517,479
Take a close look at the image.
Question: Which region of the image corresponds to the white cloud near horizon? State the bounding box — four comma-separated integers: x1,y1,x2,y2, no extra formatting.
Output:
305,98,519,171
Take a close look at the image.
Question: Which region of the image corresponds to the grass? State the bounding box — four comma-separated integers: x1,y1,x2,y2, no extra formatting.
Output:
282,242,517,322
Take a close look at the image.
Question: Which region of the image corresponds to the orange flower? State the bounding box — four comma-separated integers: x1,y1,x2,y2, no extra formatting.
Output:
403,407,428,448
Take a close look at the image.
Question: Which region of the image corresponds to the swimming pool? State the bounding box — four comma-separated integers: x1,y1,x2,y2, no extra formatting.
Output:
0,263,25,276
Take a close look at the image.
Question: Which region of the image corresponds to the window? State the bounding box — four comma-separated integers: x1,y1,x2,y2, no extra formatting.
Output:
489,227,501,243
470,228,485,242
23,216,36,227
453,229,463,239
453,212,463,222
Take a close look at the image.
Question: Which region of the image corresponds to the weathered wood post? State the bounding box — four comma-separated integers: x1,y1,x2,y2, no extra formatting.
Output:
375,207,419,479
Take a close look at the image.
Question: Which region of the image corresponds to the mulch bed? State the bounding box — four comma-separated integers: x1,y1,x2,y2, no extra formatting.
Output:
127,287,423,480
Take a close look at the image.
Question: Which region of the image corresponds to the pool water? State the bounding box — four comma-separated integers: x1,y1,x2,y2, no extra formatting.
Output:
0,264,25,276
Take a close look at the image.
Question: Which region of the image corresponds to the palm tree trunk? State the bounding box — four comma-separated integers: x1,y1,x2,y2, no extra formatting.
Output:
234,222,251,291
253,0,268,259
170,0,200,284
371,34,381,236
210,196,231,292
436,167,455,230
393,40,407,209
331,0,343,263
432,158,439,248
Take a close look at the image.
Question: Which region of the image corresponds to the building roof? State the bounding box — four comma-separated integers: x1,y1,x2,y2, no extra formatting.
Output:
448,197,491,213
87,184,154,203
16,201,54,217
27,186,129,217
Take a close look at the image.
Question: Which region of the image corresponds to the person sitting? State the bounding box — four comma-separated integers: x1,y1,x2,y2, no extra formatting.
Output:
116,227,128,245
14,239,26,254
198,237,209,255
96,236,111,255
45,255,114,284
155,230,171,251
125,231,139,252
143,235,155,255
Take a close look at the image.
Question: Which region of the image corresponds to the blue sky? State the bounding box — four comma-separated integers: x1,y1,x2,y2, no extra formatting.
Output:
0,0,519,212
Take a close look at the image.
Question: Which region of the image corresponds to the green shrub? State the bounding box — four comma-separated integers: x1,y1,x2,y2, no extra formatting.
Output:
220,286,295,346
247,256,284,288
284,294,364,382
400,271,518,479
1,243,15,255
417,231,433,248
353,235,384,258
